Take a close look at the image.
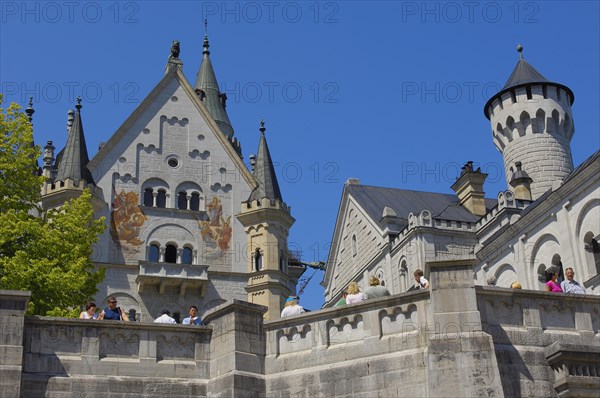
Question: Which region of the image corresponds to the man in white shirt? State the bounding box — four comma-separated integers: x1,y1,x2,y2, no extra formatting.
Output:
154,310,177,324
560,267,585,294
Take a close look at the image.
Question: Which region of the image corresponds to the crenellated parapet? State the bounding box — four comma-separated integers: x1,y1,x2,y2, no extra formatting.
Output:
41,177,105,212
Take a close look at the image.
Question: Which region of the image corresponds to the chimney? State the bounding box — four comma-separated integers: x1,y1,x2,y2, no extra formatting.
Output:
509,162,533,201
451,161,488,217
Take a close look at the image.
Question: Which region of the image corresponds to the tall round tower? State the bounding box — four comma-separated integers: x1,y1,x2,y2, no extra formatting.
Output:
484,45,575,200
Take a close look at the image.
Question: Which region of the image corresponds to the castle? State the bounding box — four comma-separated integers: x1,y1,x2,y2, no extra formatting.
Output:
1,31,599,397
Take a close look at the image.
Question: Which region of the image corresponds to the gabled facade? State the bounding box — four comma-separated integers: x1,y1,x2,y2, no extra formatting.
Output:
39,37,302,320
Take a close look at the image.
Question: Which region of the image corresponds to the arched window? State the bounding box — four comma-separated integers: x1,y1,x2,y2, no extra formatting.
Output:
148,244,160,262
400,261,409,292
156,189,167,208
254,248,262,271
279,249,285,271
584,232,600,274
352,234,357,257
181,247,193,264
177,192,187,210
190,192,200,211
165,244,177,263
551,254,564,284
143,188,154,207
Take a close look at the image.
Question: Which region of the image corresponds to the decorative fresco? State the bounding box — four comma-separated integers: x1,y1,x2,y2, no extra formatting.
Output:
198,197,232,254
110,190,148,248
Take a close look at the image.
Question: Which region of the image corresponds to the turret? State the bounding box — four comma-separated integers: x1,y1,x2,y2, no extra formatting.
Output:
41,98,103,211
484,45,575,200
236,122,302,320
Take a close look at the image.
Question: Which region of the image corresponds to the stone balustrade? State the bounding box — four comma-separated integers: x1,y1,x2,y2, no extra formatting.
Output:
2,268,600,397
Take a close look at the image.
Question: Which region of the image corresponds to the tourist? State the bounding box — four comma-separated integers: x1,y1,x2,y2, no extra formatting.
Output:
345,281,364,304
544,269,562,292
100,296,129,321
365,276,391,299
182,305,202,325
335,290,348,307
413,269,429,289
281,297,305,317
560,267,585,294
154,310,177,324
79,302,98,319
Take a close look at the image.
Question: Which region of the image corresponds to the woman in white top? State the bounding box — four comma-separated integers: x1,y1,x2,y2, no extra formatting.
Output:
281,298,305,317
345,281,365,304
79,302,98,319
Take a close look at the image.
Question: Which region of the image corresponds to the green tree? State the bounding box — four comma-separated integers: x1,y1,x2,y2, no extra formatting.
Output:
0,96,106,316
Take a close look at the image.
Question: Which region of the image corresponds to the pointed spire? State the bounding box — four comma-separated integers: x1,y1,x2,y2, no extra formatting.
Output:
501,44,550,90
248,121,283,203
194,24,234,137
484,45,574,118
25,96,35,123
54,97,94,184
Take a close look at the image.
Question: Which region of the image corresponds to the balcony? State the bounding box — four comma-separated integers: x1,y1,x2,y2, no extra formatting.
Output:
135,261,208,296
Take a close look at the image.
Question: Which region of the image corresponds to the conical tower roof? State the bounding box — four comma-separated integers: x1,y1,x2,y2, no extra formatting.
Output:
55,97,94,183
248,122,283,203
194,34,234,137
484,45,574,118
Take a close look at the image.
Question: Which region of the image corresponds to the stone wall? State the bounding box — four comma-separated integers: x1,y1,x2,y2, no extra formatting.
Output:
2,262,600,397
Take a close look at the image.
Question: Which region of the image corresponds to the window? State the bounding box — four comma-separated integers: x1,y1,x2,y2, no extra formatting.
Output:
352,234,357,257
143,188,153,207
190,192,200,211
254,248,262,271
148,244,159,262
156,189,167,208
165,244,177,263
181,247,193,264
279,249,285,271
177,192,187,210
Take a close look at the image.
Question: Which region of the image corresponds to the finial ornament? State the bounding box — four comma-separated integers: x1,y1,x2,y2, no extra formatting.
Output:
75,96,82,110
259,120,266,134
204,19,208,36
25,96,35,122
517,44,523,59
170,40,181,59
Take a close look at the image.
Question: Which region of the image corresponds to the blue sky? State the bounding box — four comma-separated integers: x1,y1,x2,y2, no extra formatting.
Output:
1,1,599,311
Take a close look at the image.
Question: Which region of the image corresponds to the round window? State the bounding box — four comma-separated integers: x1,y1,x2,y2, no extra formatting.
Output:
167,157,179,168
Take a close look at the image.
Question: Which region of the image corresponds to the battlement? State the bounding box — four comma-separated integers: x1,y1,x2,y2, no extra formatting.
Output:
490,86,575,152
241,197,291,214
41,178,105,211
41,177,102,196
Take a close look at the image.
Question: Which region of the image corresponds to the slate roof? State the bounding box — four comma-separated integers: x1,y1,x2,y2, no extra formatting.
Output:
54,100,94,184
484,57,574,119
194,35,234,137
347,184,497,229
248,125,283,202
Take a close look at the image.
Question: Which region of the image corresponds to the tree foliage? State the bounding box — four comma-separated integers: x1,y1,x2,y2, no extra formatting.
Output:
0,96,106,316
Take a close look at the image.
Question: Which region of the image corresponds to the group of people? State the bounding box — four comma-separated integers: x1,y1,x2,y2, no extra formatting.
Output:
79,297,204,325
488,267,586,294
79,296,129,320
153,305,202,325
544,267,585,294
334,269,430,308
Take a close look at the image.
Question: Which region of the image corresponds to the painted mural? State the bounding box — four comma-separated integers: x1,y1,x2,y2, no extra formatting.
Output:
198,197,232,254
110,190,148,248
